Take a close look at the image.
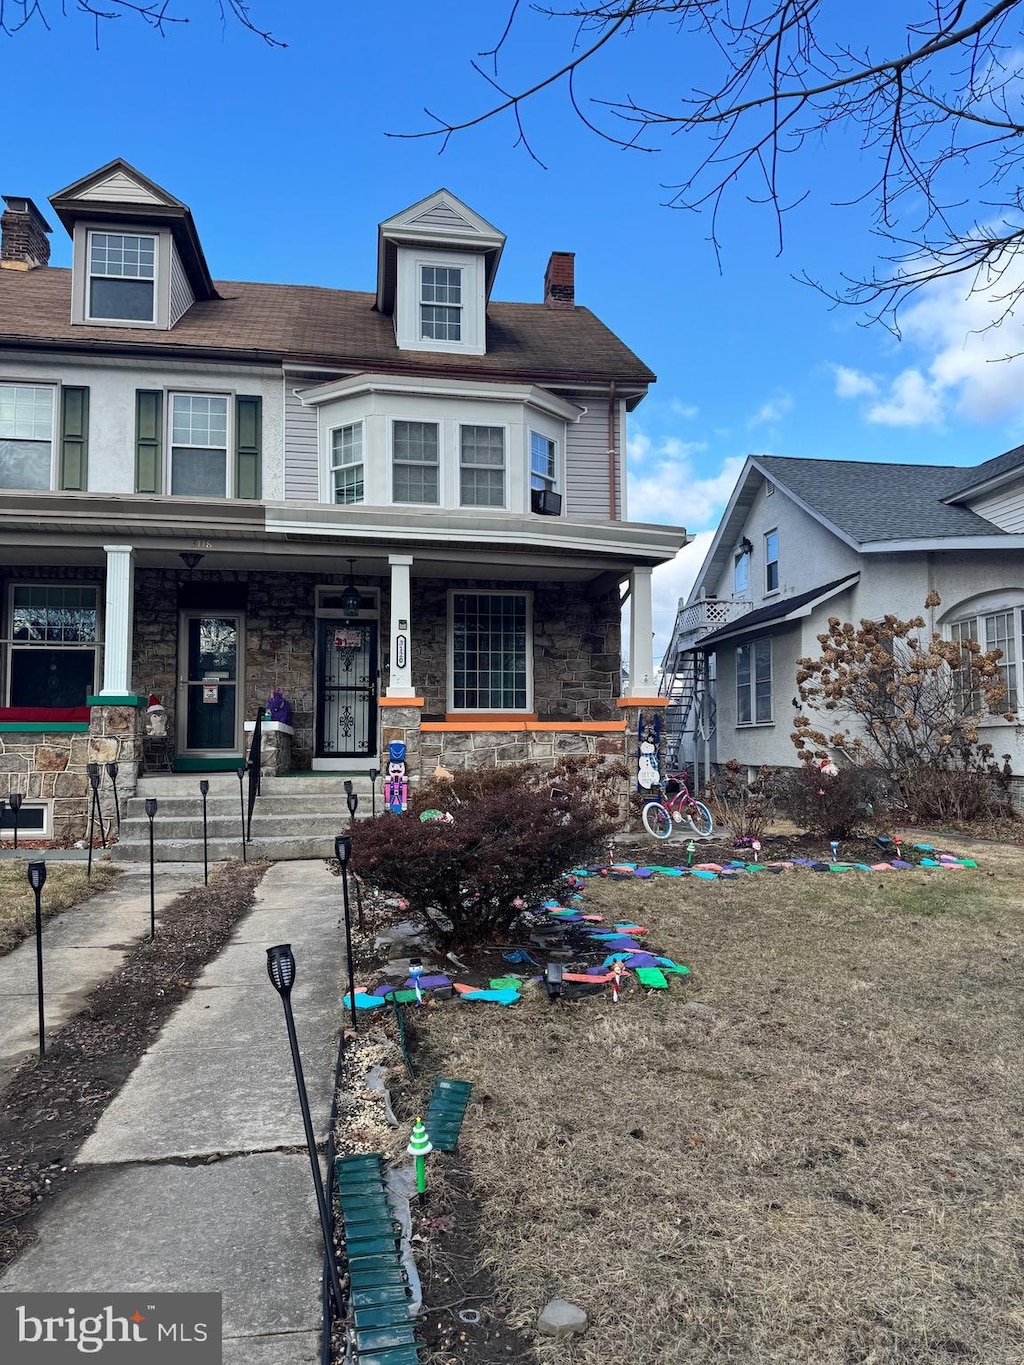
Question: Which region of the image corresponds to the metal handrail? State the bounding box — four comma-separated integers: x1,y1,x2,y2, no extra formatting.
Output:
245,707,262,841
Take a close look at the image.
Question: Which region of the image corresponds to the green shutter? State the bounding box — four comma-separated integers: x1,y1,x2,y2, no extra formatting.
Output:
135,390,163,494
235,394,262,500
60,386,89,491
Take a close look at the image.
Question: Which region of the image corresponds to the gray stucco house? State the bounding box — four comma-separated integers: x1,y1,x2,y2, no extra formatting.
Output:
0,158,686,846
663,451,1024,784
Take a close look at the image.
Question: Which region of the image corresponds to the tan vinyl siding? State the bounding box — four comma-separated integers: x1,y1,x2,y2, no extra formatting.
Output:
564,398,615,521
169,244,195,326
969,482,1024,532
410,204,475,232
77,171,164,204
284,375,326,501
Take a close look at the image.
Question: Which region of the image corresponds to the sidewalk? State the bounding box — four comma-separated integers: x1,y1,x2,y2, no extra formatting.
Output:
0,860,205,1087
0,860,347,1365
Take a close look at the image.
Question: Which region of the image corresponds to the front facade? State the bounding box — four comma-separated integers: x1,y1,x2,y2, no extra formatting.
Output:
0,162,685,841
663,452,1024,784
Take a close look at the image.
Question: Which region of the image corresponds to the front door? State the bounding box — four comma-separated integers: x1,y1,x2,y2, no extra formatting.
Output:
316,619,378,762
178,612,243,755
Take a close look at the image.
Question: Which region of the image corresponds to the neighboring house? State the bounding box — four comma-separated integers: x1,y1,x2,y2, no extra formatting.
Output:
662,452,1024,784
0,159,686,842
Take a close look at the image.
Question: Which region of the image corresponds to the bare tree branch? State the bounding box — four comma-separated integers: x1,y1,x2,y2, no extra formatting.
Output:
0,0,284,44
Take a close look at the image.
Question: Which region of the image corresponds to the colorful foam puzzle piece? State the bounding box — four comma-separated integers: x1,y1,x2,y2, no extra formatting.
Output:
453,985,520,1005
344,992,389,1010
635,967,669,989
691,869,717,879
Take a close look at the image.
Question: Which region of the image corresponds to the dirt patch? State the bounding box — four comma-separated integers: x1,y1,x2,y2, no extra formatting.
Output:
0,861,119,955
399,838,1024,1364
0,860,269,1273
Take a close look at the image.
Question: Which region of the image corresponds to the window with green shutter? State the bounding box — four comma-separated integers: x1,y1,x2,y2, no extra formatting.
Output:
135,389,163,494
59,386,90,491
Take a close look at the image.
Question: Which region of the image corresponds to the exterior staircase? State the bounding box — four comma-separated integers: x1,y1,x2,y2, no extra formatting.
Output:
110,772,380,863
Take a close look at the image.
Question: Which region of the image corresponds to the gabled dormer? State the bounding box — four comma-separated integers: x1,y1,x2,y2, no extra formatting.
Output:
376,190,505,357
49,158,219,330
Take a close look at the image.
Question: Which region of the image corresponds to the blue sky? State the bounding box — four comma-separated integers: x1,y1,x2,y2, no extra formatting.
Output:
4,2,1024,651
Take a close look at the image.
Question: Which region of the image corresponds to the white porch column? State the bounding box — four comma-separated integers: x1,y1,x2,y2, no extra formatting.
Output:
386,553,416,698
99,544,135,696
624,565,656,696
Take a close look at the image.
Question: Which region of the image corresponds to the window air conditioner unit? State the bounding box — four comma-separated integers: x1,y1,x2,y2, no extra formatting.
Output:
531,489,562,516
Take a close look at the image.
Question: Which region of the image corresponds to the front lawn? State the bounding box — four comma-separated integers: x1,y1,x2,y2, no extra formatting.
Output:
0,861,119,956
417,837,1024,1363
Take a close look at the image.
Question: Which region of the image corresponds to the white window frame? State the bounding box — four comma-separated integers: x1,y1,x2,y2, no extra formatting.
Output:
459,423,507,509
419,264,464,344
0,382,56,491
5,579,100,706
167,391,231,499
390,418,442,506
733,549,750,597
529,430,558,494
447,588,533,713
945,602,1023,718
765,529,780,595
85,229,157,325
736,638,773,726
329,421,365,505
0,800,50,838
394,247,486,355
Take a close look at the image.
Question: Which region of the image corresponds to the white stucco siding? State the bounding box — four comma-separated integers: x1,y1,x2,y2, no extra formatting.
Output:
710,478,861,603
0,353,281,496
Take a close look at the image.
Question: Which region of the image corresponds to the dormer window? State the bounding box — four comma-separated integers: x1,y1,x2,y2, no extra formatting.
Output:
88,231,156,322
420,265,462,342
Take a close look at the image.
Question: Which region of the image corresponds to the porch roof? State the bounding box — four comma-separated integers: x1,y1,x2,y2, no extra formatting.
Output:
696,573,860,648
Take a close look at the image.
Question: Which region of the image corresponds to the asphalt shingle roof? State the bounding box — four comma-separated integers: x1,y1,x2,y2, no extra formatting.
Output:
0,267,655,386
755,454,1003,542
943,442,1024,500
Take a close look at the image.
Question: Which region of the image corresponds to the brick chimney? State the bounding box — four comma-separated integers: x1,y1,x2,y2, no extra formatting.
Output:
1,196,51,271
543,251,575,309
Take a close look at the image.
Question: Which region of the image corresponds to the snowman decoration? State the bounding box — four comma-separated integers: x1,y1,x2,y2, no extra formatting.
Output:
637,723,661,791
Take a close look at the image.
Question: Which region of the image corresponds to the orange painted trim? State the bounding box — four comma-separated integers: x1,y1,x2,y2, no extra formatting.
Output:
616,696,671,708
377,696,425,708
421,720,627,734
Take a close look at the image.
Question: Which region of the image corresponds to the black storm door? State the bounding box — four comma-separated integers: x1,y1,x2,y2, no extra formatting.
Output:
316,619,378,759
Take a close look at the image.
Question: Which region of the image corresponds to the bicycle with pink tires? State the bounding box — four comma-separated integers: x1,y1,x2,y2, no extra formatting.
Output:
641,772,714,840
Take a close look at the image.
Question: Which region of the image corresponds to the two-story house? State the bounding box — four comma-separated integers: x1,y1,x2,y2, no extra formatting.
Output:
0,159,686,844
662,452,1024,790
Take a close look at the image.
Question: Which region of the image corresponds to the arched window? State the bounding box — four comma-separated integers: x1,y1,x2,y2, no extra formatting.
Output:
941,590,1024,716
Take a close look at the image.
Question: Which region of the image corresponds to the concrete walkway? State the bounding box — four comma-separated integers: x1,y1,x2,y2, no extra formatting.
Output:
0,861,347,1365
0,861,205,1086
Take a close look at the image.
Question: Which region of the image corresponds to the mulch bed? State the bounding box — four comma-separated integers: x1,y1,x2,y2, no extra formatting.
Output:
0,861,269,1273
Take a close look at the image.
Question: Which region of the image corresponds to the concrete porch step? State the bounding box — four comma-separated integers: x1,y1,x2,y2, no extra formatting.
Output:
110,834,344,863
118,812,354,840
135,773,377,798
123,794,371,818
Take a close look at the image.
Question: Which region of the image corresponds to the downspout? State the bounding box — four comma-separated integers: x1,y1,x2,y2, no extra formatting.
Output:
607,379,617,520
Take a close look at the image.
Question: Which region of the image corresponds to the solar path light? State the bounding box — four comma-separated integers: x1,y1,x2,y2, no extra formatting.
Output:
543,962,564,1001
145,797,158,939
368,767,379,819
9,791,23,851
27,860,47,1058
335,834,358,1031
86,762,107,850
265,944,345,1316
105,762,121,836
199,779,210,885
236,767,247,863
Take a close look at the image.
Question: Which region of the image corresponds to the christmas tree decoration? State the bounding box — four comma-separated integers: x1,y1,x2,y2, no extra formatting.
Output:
407,1116,433,1200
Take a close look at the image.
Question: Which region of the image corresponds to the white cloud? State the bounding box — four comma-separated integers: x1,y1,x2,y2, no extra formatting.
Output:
748,393,794,427
670,398,700,418
628,445,743,529
832,365,878,399
834,247,1024,426
651,531,715,657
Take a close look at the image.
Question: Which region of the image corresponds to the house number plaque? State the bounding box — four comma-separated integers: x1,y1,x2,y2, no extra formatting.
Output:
396,635,407,669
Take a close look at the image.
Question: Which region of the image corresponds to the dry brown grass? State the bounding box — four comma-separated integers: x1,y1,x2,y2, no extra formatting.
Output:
0,860,118,956
416,833,1024,1363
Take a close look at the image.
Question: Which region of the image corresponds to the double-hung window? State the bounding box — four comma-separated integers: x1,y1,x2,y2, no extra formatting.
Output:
393,421,439,504
420,265,462,342
733,549,750,596
88,232,156,323
948,611,1018,713
530,432,557,493
170,393,229,497
737,639,772,725
0,384,53,489
8,583,98,706
452,591,529,711
331,423,364,504
460,425,505,507
765,530,779,593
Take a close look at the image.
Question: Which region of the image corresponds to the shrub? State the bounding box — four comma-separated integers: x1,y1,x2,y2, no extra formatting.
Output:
703,759,785,840
351,757,624,950
783,762,889,839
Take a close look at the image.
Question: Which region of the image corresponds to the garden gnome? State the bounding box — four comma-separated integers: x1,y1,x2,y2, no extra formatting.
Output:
145,694,167,737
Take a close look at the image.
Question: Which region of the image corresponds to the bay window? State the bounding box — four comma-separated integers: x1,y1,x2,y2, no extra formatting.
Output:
459,425,505,507
331,422,364,504
393,421,439,504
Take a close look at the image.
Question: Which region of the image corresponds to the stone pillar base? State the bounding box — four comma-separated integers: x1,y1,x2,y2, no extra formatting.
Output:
86,702,142,841
245,720,294,775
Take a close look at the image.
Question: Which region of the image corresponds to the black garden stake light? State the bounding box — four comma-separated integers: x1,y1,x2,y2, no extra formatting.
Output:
27,860,47,1058
543,961,564,1002
9,791,23,851
145,797,158,939
346,786,358,825
199,779,210,885
105,762,120,836
236,766,247,863
368,767,379,819
265,944,345,1317
0,798,6,843
335,834,358,1030
86,762,107,850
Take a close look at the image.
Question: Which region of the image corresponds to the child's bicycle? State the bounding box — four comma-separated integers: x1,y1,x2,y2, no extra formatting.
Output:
641,772,714,840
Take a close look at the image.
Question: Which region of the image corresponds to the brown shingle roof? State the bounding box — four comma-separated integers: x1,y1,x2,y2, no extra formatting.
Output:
0,267,655,387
